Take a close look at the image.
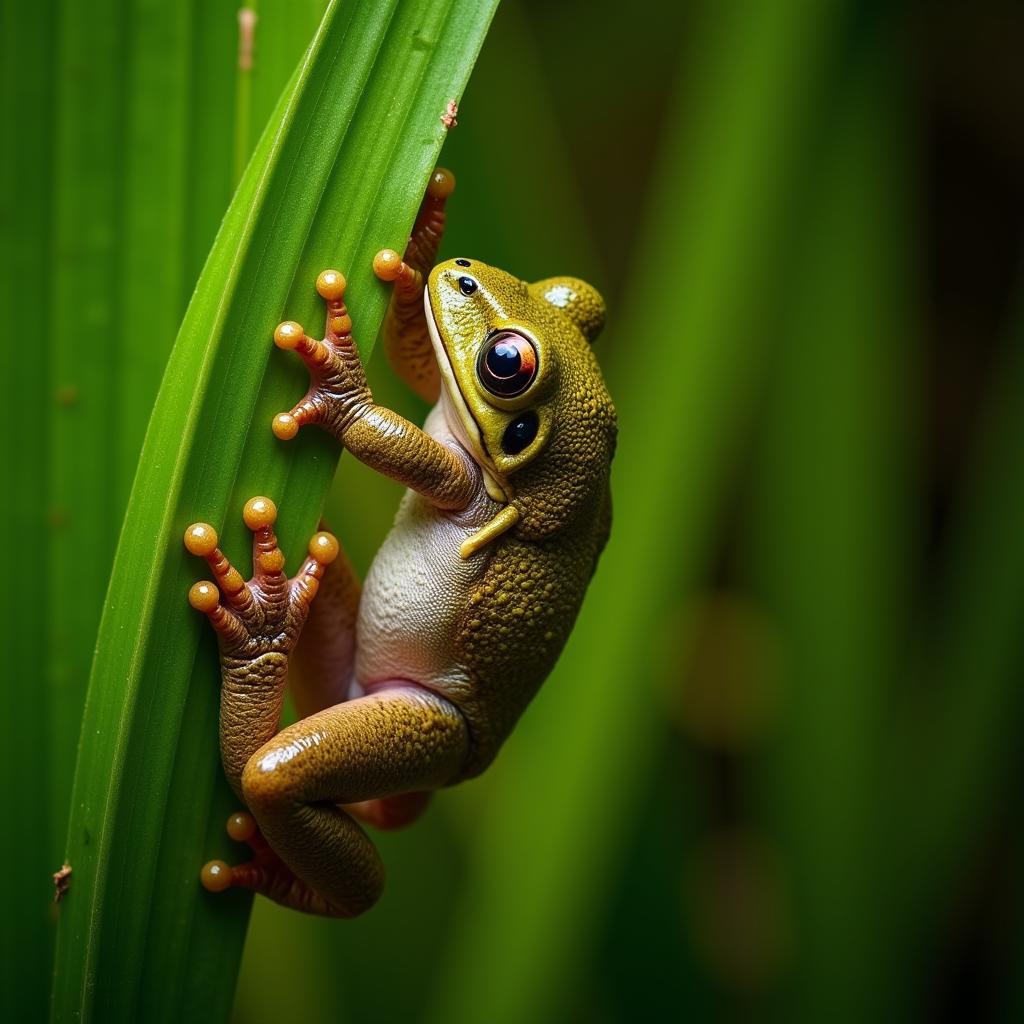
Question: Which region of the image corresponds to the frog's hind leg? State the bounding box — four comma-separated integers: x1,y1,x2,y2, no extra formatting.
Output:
222,684,468,917
288,519,360,719
372,167,456,403
289,526,434,832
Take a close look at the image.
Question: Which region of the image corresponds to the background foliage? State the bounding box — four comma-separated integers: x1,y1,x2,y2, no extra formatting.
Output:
3,0,1024,1020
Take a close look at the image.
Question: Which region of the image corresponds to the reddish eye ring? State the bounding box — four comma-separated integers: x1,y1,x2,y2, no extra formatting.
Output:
477,332,538,398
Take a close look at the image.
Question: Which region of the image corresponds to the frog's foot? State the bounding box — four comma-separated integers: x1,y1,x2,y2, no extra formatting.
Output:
201,811,348,917
371,167,457,292
184,496,339,658
270,270,370,443
370,168,456,405
403,165,455,277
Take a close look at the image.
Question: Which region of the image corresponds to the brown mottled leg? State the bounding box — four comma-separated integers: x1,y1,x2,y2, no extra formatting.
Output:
372,166,455,402
289,519,360,719
221,685,468,917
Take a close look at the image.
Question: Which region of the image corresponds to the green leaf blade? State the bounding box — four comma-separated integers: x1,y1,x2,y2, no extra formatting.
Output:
52,1,497,1020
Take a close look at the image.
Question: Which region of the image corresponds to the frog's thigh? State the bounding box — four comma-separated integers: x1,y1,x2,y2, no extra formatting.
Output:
289,526,360,718
241,684,468,915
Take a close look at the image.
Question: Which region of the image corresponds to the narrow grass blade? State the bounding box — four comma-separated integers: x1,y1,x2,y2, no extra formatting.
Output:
429,2,853,1021
51,2,497,1020
184,2,246,282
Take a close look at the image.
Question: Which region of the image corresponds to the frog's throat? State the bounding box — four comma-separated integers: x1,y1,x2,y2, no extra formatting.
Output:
424,289,509,503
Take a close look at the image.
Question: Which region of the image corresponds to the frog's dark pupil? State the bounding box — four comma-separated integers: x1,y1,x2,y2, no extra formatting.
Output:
455,259,471,267
486,341,521,378
502,411,539,455
458,276,477,295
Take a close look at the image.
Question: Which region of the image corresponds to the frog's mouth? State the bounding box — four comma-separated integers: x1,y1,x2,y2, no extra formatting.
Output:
424,289,509,503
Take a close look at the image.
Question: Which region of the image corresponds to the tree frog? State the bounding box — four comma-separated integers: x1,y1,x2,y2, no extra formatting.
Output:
184,169,616,916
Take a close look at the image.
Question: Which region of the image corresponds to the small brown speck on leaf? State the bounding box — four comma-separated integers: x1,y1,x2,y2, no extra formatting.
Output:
53,862,72,903
441,99,458,129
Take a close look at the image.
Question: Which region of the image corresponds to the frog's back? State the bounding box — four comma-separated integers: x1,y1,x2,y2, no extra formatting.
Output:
447,485,611,776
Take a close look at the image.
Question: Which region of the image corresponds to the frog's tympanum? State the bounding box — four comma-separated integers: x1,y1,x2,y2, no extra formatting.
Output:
184,170,616,916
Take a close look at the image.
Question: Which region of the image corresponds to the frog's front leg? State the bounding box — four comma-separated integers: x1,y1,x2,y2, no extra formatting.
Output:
270,269,476,510
184,496,339,798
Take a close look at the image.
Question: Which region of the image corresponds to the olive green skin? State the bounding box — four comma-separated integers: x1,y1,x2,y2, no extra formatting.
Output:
420,258,616,771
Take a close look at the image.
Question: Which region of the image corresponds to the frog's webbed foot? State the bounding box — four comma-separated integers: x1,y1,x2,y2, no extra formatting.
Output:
185,498,340,793
271,268,477,511
201,811,348,918
184,496,339,661
270,270,370,443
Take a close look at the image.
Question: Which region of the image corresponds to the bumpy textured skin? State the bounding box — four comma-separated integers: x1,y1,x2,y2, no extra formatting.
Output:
188,175,615,917
413,260,617,771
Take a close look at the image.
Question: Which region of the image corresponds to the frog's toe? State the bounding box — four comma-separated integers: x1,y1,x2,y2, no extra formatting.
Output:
200,860,234,893
425,165,455,200
226,810,259,844
289,531,339,610
272,320,337,368
372,248,421,295
241,496,290,602
372,248,403,281
200,845,347,916
187,580,248,647
271,400,320,441
315,268,346,302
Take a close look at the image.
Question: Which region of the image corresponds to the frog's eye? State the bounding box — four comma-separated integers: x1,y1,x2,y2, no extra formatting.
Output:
502,411,539,455
477,332,538,398
458,276,478,295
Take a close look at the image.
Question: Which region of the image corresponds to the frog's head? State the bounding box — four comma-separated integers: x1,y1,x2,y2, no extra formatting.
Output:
426,258,616,534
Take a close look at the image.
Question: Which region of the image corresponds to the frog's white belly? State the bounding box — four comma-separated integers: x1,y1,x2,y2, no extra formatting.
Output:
354,487,493,693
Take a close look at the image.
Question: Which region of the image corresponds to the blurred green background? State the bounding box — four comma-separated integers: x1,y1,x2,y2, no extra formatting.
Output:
4,0,1024,1020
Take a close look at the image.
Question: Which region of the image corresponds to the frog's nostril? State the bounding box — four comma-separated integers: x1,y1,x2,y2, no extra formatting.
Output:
455,259,471,267
457,276,478,296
